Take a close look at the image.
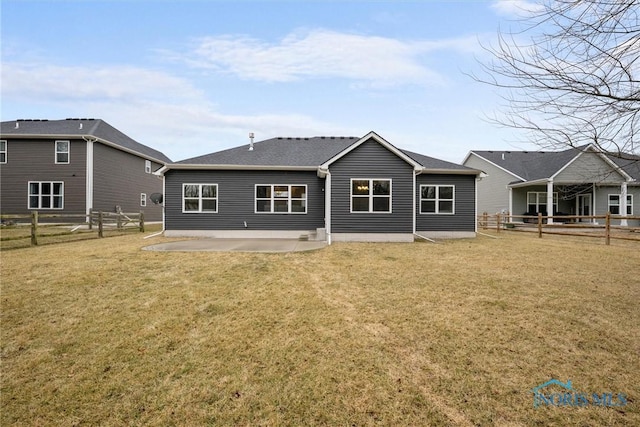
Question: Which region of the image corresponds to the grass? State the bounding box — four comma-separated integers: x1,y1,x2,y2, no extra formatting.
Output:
1,232,638,426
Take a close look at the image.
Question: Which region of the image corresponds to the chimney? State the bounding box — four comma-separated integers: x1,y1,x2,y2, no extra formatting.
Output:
249,132,255,151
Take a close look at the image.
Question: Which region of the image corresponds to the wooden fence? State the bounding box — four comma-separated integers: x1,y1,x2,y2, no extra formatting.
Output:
478,212,640,245
1,210,144,247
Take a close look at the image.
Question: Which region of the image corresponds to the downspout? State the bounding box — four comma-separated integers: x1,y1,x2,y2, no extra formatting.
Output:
145,167,167,239
82,136,97,219
325,170,332,245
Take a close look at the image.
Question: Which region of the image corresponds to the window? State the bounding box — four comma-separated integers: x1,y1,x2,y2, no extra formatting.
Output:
526,192,558,214
255,185,307,213
351,179,391,213
183,184,217,213
0,140,6,163
420,185,455,214
28,181,64,209
145,160,152,174
55,140,69,164
140,193,147,207
608,194,633,215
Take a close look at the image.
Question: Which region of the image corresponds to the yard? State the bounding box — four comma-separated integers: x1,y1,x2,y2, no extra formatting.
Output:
1,232,638,426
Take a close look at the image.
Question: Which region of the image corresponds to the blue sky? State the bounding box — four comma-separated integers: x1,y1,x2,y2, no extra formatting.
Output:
1,0,540,163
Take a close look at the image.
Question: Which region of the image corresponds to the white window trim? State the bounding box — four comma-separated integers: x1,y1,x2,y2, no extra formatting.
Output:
28,181,64,210
608,194,633,215
254,184,308,214
350,178,392,214
140,193,147,207
0,140,6,164
182,183,218,213
55,140,70,164
526,191,558,213
145,160,152,174
420,184,456,215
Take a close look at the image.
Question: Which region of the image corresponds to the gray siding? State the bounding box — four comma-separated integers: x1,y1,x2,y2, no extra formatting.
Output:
416,174,476,232
329,138,414,233
555,151,626,183
463,153,517,214
0,138,87,216
93,143,164,221
594,184,640,226
164,170,325,230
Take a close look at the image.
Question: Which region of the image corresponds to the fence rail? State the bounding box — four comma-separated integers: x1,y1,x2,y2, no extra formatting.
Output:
478,212,640,245
1,210,144,247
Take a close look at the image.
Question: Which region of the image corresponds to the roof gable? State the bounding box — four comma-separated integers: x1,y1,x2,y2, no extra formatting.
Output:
1,119,171,163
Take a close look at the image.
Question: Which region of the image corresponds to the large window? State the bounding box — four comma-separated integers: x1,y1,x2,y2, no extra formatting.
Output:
527,192,558,214
608,194,633,215
28,181,64,209
55,140,69,164
255,185,307,213
351,179,391,213
420,185,455,214
183,184,218,213
0,140,6,163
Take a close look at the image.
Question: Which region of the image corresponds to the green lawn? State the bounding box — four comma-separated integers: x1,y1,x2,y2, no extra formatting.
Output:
1,232,638,426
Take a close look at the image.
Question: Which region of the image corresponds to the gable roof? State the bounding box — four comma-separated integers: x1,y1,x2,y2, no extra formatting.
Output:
468,144,638,182
167,131,479,175
1,118,171,163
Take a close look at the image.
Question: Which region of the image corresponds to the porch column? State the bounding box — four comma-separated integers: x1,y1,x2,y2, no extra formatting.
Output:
508,186,513,222
547,180,554,224
592,183,597,224
621,182,628,227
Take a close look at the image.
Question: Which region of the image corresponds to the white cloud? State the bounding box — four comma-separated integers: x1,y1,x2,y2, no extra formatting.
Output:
170,29,481,87
491,0,544,17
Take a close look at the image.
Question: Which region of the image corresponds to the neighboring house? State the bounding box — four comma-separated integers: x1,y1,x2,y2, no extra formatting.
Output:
463,144,640,225
0,118,171,221
157,131,481,242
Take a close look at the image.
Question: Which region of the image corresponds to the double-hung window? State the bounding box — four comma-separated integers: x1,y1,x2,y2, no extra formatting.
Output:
183,184,218,213
420,185,455,214
140,193,147,207
351,179,391,213
28,181,64,209
608,194,633,215
255,185,307,213
55,140,69,164
145,160,152,174
0,140,6,163
526,191,558,214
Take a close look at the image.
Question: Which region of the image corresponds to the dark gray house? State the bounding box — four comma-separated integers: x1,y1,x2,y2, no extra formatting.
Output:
463,144,640,226
0,119,171,221
158,132,481,242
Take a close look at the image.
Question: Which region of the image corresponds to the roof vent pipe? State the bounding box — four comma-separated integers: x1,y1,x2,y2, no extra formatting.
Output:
15,122,19,129
249,132,254,151
501,153,505,160
79,123,83,130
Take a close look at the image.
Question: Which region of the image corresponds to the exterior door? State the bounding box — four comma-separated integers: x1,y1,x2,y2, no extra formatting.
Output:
577,194,591,222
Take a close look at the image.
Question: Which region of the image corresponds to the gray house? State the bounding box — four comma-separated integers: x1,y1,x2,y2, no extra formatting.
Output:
463,144,640,226
0,119,171,221
158,132,481,242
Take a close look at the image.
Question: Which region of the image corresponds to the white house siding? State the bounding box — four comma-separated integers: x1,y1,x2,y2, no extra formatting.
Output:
463,153,517,214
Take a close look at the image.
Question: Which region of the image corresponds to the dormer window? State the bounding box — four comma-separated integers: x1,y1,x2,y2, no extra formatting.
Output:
55,141,69,164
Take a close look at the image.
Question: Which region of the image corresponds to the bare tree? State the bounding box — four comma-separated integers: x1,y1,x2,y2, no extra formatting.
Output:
477,0,639,158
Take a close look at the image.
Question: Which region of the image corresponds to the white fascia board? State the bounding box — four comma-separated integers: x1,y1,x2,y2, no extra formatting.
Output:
420,168,482,176
156,164,317,175
320,131,422,170
466,151,526,181
508,178,547,188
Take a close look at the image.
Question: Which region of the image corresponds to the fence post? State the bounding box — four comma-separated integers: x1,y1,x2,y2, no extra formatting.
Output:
496,213,501,233
482,212,488,230
139,211,145,233
88,208,93,230
605,212,611,245
116,212,122,230
538,212,543,238
30,211,38,246
98,211,104,238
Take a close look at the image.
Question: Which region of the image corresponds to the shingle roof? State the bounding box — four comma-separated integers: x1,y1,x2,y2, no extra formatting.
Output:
177,136,359,167
177,135,477,172
471,145,639,181
1,118,171,163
